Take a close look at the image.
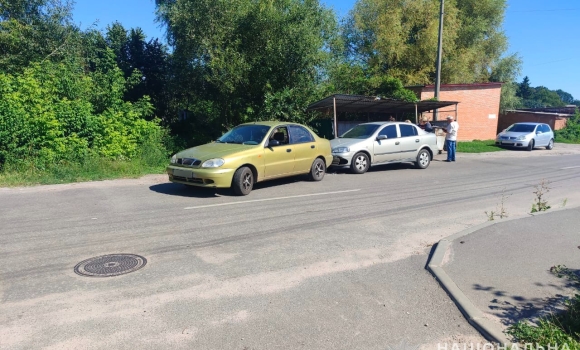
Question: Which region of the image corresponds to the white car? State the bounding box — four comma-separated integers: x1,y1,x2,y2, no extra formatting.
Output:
330,122,438,174
495,123,554,151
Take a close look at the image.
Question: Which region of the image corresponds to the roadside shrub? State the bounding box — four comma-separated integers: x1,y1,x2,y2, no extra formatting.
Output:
555,109,580,143
0,59,169,173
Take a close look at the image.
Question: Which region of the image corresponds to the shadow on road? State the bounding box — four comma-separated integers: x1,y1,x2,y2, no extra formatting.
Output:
473,268,579,325
149,176,309,198
329,162,415,174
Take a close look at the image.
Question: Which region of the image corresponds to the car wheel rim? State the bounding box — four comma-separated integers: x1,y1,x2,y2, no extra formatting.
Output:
314,162,324,178
549,140,553,148
355,156,367,170
242,173,252,190
419,152,429,166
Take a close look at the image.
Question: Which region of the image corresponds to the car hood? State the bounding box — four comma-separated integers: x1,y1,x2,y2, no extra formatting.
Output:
176,142,254,160
330,138,367,148
497,131,533,138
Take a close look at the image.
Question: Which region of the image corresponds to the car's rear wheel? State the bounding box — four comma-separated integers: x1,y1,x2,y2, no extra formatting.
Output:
546,138,554,150
232,166,253,196
415,149,431,169
527,139,535,151
350,152,370,174
308,158,326,181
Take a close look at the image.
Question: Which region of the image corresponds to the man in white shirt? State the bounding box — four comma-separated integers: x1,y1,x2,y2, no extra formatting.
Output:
443,115,459,162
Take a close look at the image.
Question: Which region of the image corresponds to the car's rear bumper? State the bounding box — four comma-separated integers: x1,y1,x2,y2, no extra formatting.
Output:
166,165,235,188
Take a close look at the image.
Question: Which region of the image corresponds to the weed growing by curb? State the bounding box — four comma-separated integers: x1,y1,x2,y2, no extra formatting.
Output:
531,179,552,213
485,188,510,221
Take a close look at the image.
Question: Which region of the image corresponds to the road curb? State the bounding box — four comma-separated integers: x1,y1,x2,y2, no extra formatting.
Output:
426,205,578,345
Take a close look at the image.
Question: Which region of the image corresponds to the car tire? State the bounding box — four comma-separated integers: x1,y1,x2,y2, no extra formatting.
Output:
527,139,535,151
546,138,554,150
232,166,254,196
308,158,326,181
350,152,370,174
415,149,431,169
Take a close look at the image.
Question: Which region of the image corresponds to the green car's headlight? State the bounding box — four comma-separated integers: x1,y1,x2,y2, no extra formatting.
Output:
201,158,225,168
332,147,350,153
170,154,177,164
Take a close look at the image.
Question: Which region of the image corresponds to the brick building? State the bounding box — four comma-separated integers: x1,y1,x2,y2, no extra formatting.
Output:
408,83,503,141
498,107,576,133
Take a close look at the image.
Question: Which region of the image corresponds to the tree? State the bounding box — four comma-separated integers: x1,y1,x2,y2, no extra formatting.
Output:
0,0,77,73
517,76,532,100
555,89,574,105
155,0,338,144
341,0,515,85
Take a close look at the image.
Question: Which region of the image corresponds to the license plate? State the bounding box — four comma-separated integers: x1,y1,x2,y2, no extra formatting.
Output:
173,168,194,178
501,142,514,145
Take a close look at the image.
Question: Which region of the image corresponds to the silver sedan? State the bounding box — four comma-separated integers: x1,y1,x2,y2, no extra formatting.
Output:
330,122,438,174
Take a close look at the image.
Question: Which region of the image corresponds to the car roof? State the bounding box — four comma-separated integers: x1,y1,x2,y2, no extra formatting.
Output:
513,122,544,125
239,121,306,127
359,121,411,126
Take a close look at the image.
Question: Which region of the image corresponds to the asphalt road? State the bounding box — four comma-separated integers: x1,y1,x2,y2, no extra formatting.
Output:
2,149,580,350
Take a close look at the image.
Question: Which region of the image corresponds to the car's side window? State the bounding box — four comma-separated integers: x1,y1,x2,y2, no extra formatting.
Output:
288,125,315,144
543,125,551,133
399,124,418,137
268,126,289,146
378,125,398,139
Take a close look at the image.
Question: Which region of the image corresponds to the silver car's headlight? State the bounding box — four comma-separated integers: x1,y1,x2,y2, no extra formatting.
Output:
201,158,225,168
332,147,350,153
170,154,177,164
516,135,527,141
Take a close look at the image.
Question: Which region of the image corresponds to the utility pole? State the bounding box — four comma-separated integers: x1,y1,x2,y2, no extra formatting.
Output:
434,0,444,121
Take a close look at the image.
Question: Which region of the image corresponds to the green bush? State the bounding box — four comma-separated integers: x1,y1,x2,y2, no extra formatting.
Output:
555,109,580,143
0,59,169,176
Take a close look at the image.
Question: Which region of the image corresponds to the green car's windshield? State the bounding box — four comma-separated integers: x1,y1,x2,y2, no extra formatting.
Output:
216,125,270,145
340,124,380,139
506,124,536,133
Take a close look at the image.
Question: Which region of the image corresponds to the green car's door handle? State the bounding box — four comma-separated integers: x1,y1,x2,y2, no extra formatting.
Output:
286,149,292,152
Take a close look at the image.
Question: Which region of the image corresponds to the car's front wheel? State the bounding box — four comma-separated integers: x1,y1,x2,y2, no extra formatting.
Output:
350,152,370,174
415,149,431,169
527,139,535,151
546,138,554,150
232,166,254,196
308,158,326,181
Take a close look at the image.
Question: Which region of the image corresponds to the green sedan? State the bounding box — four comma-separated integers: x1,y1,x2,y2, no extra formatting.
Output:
167,121,333,195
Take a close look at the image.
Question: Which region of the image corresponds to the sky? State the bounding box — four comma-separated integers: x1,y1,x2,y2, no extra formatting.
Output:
72,0,580,100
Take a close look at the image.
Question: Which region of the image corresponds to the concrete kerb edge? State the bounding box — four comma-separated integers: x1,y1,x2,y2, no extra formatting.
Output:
427,205,580,345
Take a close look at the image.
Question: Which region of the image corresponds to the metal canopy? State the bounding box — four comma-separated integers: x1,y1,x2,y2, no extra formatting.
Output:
306,94,458,114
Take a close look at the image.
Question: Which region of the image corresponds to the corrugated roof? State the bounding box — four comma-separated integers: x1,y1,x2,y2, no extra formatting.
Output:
306,94,458,114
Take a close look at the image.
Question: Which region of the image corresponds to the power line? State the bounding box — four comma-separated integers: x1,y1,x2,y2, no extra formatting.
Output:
530,58,575,66
508,8,579,13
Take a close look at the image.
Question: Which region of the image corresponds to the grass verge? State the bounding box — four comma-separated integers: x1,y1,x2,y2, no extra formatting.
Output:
457,139,506,153
555,137,580,144
0,151,168,187
507,265,580,348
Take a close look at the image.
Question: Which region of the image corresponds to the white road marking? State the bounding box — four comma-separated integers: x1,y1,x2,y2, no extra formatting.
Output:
560,166,580,170
184,189,361,210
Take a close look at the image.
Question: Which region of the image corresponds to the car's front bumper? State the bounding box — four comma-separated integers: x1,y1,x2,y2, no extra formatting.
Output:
166,165,235,188
331,152,353,167
495,138,532,148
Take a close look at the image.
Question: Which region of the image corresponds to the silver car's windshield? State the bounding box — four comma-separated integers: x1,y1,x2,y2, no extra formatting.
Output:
507,124,536,133
216,125,270,145
340,124,380,139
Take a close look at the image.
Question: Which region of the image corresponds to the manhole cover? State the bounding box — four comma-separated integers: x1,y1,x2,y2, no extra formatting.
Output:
74,254,147,277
